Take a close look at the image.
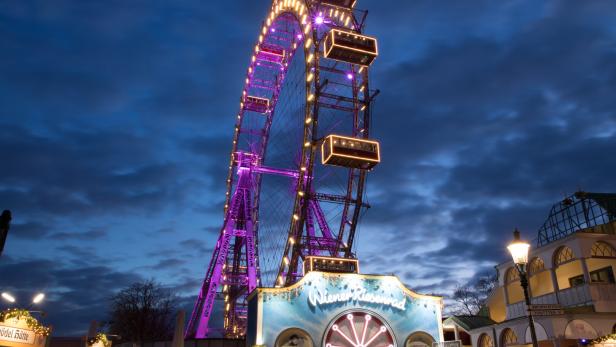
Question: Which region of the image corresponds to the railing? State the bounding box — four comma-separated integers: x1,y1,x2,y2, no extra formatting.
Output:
558,284,592,306
506,301,527,319
532,292,558,305
505,293,558,319
589,283,616,306
506,283,616,319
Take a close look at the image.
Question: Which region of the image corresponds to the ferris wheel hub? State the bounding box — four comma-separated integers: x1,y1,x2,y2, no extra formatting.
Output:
234,151,260,168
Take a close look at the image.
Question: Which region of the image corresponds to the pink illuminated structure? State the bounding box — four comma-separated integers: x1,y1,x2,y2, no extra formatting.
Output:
324,313,395,347
186,0,380,339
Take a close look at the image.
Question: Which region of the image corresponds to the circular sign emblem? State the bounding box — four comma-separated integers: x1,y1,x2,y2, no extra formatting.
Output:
324,312,395,347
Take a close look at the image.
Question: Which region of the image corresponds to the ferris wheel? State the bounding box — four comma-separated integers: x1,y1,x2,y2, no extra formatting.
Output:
186,0,380,339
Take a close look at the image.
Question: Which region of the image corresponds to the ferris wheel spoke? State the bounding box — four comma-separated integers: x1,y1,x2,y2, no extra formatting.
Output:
360,315,370,345
348,315,361,346
308,199,336,240
252,165,299,178
333,325,358,347
306,204,316,239
364,326,387,347
310,192,364,206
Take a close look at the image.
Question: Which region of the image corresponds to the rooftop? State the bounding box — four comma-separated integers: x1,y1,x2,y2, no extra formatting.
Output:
444,315,496,331
537,191,616,246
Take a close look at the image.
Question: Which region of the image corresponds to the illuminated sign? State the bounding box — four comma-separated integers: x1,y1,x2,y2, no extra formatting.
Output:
247,271,444,347
0,324,36,345
308,285,406,310
0,310,49,347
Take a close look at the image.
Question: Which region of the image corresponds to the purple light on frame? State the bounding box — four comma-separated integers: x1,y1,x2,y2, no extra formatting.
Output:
271,28,276,32
346,73,353,80
315,13,324,25
297,34,302,39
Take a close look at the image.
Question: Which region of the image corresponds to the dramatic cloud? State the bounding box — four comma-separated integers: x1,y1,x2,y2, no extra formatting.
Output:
356,0,616,296
1,0,615,334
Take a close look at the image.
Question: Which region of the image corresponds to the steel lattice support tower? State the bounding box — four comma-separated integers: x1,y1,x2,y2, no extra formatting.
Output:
185,152,347,338
186,153,259,338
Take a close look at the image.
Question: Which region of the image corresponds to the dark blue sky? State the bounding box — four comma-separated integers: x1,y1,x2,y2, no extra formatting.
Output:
1,0,616,335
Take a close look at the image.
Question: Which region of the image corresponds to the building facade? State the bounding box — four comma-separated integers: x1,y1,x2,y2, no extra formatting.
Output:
468,193,616,347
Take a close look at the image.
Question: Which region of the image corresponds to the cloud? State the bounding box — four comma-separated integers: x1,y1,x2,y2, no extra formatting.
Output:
8,222,48,239
155,227,175,234
56,245,106,266
0,125,202,219
150,258,186,269
356,0,616,296
178,238,214,256
1,0,616,335
52,229,107,241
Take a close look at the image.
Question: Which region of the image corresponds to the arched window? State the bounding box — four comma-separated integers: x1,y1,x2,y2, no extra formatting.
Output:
500,328,517,346
590,241,616,257
505,267,520,283
479,333,494,347
528,257,545,275
564,319,598,339
275,328,313,347
405,331,435,347
554,246,574,266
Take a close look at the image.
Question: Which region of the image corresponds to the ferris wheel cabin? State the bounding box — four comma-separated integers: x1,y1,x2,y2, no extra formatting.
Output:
320,0,357,9
257,43,285,64
243,95,270,113
323,29,378,66
303,256,360,274
321,134,380,170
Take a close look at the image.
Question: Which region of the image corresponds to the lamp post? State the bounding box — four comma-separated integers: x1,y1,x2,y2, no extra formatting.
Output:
1,292,46,308
32,293,45,304
1,292,16,304
507,229,539,347
0,210,11,257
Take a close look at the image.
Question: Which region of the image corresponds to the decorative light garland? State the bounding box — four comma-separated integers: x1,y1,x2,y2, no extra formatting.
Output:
591,333,616,345
0,308,51,336
87,333,111,347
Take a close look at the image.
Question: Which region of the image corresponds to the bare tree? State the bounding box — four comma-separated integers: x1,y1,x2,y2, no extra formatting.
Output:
451,274,497,315
108,280,177,343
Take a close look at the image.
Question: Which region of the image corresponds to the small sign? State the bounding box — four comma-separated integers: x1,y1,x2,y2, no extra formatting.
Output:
528,304,563,315
433,341,462,347
0,324,36,345
529,309,564,316
528,304,562,310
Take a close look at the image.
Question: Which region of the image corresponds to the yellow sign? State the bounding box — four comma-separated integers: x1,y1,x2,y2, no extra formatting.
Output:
0,324,36,345
0,310,49,347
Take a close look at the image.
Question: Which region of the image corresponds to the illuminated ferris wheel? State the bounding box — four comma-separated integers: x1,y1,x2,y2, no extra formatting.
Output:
186,0,380,339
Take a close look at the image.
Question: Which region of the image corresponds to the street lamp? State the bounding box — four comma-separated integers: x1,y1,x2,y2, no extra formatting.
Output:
32,293,45,304
1,292,15,303
0,292,45,306
507,229,539,347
